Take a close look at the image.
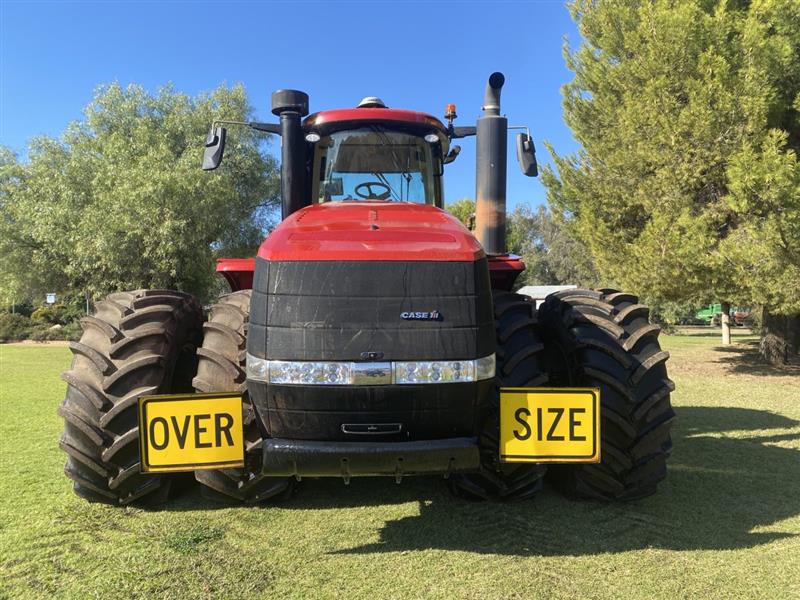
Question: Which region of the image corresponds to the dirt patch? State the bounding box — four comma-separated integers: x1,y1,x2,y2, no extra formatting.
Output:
673,326,753,337
668,338,800,381
714,340,800,378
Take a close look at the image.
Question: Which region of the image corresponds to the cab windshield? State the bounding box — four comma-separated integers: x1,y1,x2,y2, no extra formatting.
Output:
312,126,440,204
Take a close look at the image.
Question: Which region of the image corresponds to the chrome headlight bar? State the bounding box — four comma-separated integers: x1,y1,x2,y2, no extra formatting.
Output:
246,353,495,386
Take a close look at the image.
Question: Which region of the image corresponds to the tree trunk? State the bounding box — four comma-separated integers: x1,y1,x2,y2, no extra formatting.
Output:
760,308,800,365
720,301,732,346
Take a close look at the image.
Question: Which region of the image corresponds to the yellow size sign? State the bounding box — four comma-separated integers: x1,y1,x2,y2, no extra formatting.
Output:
138,393,245,473
499,388,601,463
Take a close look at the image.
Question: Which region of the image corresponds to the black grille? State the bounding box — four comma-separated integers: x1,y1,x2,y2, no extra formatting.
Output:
247,258,494,361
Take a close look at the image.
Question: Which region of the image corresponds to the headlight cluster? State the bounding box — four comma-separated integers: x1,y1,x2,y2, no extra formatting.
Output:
246,353,495,386
394,356,495,384
269,360,352,385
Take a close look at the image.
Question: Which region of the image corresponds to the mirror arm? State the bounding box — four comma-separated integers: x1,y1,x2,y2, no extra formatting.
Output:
508,125,532,139
450,126,476,139
450,125,530,139
249,122,281,134
202,119,282,171
211,119,282,135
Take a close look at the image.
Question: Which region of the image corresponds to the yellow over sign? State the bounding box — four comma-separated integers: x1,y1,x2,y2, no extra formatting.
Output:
499,387,601,463
138,393,245,473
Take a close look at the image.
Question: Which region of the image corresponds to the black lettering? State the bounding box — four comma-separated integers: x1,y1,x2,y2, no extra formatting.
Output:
171,415,191,449
194,414,212,448
546,408,565,441
569,408,586,441
215,412,235,447
513,407,532,441
149,417,169,450
537,407,543,441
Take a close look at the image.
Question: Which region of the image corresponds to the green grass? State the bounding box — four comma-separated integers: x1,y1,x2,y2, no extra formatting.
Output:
1,338,798,599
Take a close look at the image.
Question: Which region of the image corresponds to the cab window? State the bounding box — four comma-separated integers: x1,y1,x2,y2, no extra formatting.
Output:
311,126,442,205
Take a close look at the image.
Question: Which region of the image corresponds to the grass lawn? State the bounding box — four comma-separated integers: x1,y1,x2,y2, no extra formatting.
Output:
1,333,798,599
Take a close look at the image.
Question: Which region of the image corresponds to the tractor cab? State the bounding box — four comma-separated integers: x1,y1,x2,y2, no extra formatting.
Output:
305,104,449,208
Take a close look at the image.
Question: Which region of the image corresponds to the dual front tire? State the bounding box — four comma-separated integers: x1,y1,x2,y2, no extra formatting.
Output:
59,289,290,505
450,288,674,502
191,290,293,503
537,289,675,500
59,290,203,505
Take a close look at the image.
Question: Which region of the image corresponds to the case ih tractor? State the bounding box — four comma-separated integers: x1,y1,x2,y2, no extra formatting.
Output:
59,73,675,505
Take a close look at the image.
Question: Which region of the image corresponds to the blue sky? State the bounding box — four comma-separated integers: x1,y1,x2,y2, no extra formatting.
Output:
0,0,581,212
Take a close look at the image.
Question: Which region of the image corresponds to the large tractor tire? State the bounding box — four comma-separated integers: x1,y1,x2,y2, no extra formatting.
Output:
538,288,675,500
192,290,293,503
59,290,203,505
450,292,549,500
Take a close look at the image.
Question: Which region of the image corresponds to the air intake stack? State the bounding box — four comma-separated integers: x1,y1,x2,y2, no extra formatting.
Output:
272,89,310,219
474,72,508,256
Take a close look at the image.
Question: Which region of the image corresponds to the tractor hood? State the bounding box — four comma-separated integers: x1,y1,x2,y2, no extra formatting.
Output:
257,202,484,262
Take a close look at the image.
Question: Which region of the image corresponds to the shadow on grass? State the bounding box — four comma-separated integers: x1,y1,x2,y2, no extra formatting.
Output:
315,406,798,556
159,406,799,556
714,341,800,377
161,476,435,513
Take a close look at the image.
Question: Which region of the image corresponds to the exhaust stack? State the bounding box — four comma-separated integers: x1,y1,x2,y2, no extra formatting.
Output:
475,72,508,256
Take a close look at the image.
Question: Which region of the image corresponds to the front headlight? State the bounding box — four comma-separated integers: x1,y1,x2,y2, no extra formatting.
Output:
475,354,496,381
269,360,352,385
246,354,269,381
394,360,475,384
246,353,495,385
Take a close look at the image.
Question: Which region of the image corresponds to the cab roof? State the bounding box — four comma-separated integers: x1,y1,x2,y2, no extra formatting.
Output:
304,108,448,135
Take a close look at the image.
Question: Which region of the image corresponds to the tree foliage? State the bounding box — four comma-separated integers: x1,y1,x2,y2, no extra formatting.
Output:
445,197,476,228
0,83,278,304
507,203,598,288
446,198,596,287
543,0,800,316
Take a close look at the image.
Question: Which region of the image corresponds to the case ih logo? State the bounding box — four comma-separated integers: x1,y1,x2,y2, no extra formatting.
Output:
400,311,441,321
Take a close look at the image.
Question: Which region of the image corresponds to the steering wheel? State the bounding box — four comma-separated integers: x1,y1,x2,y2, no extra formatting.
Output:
355,181,392,200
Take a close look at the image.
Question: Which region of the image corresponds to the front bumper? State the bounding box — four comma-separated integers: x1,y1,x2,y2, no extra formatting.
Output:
261,437,480,482
249,380,493,441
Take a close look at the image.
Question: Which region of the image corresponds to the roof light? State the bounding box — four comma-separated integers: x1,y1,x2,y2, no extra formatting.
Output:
424,133,439,143
357,96,387,108
445,103,458,127
305,132,321,142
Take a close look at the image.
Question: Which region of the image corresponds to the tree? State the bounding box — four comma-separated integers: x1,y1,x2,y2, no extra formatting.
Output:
446,197,476,229
543,0,800,359
0,83,279,305
507,203,598,288
445,198,597,288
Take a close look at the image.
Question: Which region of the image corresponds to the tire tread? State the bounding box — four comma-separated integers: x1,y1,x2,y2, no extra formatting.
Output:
192,290,293,504
538,288,674,500
59,289,202,505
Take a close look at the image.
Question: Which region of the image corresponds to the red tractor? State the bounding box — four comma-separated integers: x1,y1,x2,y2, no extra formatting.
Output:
59,73,674,505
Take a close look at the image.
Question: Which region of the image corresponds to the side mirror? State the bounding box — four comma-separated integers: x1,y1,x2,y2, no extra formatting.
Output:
325,178,344,197
202,126,227,171
516,133,537,177
443,145,461,165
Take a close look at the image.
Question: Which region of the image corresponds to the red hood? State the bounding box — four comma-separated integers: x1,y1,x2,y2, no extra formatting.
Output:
258,202,484,262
